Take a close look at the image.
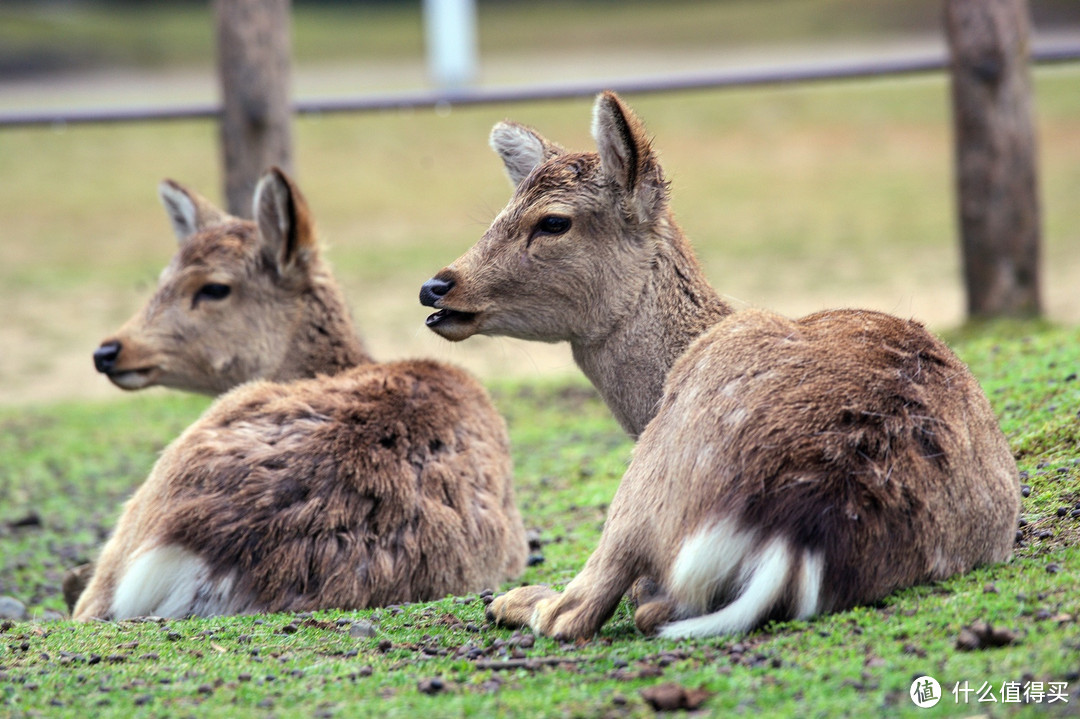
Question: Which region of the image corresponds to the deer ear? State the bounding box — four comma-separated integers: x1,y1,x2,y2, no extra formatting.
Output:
489,121,564,188
254,167,317,278
158,180,229,242
591,91,666,220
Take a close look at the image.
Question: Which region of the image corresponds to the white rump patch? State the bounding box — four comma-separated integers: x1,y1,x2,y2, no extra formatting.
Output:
111,544,239,620
796,550,824,620
659,521,823,639
665,518,757,614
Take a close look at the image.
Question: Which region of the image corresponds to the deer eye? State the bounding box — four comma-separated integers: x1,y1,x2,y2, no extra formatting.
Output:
193,283,231,306
535,216,571,235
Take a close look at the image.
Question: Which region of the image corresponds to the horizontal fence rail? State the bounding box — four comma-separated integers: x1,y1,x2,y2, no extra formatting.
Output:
2,44,1079,129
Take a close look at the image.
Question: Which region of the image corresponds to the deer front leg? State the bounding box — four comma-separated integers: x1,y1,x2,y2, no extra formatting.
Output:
487,585,558,628
488,528,641,640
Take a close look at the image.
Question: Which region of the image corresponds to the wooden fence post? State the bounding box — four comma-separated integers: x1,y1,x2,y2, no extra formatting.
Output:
945,0,1042,319
214,0,294,218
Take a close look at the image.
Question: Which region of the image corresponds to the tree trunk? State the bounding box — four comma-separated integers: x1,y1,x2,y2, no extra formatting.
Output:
214,0,293,218
945,0,1041,319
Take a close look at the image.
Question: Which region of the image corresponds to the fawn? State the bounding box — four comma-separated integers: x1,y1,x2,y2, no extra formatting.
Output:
73,168,527,620
420,91,1020,639
70,170,373,612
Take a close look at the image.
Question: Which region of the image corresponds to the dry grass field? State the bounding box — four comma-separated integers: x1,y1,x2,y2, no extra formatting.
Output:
1,65,1079,406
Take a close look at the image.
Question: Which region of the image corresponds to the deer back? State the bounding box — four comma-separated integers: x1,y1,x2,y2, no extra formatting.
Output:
73,358,526,620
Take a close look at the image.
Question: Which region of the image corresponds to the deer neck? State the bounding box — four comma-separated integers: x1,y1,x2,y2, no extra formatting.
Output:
570,221,732,438
277,271,373,381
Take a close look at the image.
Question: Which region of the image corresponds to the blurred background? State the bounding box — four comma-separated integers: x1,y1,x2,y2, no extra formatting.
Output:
1,0,1079,406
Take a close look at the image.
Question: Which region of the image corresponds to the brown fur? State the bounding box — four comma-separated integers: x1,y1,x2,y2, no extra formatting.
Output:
73,169,526,620
422,92,1020,639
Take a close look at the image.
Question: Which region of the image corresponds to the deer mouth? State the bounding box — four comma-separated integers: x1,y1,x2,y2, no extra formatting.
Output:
425,308,480,341
105,367,160,391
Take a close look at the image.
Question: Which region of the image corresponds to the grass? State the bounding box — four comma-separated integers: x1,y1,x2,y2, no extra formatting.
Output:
1,324,1079,717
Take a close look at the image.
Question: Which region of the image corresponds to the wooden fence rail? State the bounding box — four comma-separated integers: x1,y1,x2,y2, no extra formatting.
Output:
2,44,1077,129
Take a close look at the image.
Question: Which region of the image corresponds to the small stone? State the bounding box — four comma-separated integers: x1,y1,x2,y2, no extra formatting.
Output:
957,621,1018,651
956,628,981,651
418,677,445,695
349,621,376,639
640,683,711,711
1021,485,1031,498
377,639,392,652
987,627,1018,646
1046,563,1061,574
0,596,27,621
526,554,545,567
1057,507,1068,517
9,512,42,529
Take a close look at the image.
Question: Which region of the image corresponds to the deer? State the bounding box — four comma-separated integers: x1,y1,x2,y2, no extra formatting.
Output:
69,170,374,613
71,168,528,621
419,91,1020,640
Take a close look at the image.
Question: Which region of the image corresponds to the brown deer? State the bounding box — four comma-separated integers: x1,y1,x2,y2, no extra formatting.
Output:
70,171,373,612
72,168,527,620
420,92,1020,639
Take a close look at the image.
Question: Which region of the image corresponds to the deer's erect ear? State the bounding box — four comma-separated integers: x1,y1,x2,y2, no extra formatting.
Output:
489,121,565,188
254,167,317,278
591,91,666,220
158,180,229,242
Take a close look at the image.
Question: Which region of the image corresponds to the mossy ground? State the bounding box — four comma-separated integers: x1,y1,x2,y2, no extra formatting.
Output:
2,324,1078,718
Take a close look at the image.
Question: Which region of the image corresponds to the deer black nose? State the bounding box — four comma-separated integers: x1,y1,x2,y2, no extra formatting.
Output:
93,340,121,373
419,277,454,308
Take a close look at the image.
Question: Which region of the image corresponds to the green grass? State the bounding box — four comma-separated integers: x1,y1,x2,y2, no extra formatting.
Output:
1,324,1079,717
